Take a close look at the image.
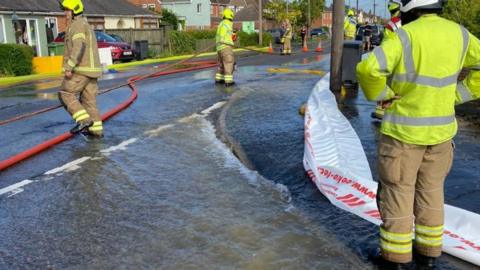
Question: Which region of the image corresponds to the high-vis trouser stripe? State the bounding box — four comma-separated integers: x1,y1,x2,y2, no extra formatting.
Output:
380,228,413,243
224,75,234,82
74,67,103,73
72,110,90,122
89,121,103,132
383,113,456,126
415,224,444,235
415,234,443,247
216,73,224,80
380,239,412,254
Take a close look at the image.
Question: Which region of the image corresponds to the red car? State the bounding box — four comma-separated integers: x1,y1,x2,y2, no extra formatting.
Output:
54,31,135,62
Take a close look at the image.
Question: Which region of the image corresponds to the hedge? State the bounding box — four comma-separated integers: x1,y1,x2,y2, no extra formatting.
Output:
0,44,34,76
168,30,273,55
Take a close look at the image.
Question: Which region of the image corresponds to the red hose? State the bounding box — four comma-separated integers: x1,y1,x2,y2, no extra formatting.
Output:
0,61,218,172
0,61,218,126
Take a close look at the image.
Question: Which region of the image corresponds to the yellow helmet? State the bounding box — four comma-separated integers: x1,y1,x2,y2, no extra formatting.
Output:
347,9,355,16
62,0,84,15
388,1,401,16
223,8,234,20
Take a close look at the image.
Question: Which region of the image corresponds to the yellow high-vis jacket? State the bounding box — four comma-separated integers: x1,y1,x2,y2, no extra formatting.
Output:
344,16,357,39
63,15,102,78
216,19,234,51
357,14,480,145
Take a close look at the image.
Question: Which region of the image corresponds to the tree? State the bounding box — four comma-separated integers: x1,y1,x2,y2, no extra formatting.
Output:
264,0,325,27
298,0,325,27
442,0,480,37
161,9,180,30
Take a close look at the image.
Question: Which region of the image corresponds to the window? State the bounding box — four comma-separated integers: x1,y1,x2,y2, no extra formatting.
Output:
45,17,58,43
197,3,202,14
142,4,148,8
0,16,5,43
148,4,156,11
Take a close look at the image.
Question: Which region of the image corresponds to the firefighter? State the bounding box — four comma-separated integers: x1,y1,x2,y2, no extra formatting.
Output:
281,19,292,55
371,1,403,120
356,0,480,269
344,9,357,40
215,8,235,87
59,0,103,137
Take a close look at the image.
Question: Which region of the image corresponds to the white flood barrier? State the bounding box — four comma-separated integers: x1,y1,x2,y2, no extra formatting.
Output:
303,74,480,266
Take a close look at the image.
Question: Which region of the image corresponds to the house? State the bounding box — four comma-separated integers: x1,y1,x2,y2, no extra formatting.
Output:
232,0,276,31
160,0,211,30
127,0,162,13
210,0,247,28
311,7,333,30
0,0,160,57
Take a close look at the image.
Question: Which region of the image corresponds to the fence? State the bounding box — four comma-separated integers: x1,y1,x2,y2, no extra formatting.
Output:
106,26,173,55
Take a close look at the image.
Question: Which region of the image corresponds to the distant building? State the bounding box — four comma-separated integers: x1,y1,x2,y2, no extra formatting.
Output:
160,0,211,30
0,0,160,56
127,0,162,13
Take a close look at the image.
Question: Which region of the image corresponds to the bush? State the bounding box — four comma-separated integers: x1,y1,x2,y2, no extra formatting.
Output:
237,31,273,47
162,9,180,30
0,44,34,76
169,31,196,54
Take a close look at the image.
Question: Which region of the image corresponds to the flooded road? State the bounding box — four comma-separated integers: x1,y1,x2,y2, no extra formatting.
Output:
0,50,479,269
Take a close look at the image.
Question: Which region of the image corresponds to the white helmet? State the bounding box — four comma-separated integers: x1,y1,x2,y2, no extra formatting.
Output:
393,0,444,12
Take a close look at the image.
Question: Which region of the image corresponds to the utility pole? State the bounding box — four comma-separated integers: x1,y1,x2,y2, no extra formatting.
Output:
330,0,344,92
356,0,359,22
373,0,376,22
259,0,263,46
286,0,289,16
307,0,311,37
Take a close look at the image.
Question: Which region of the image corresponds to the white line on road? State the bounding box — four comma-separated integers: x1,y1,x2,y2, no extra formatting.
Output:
101,138,138,155
44,156,92,175
0,179,34,196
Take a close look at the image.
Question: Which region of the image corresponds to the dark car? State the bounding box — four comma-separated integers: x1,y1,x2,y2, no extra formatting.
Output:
355,24,384,46
108,33,126,43
310,28,328,39
54,31,135,62
266,28,284,44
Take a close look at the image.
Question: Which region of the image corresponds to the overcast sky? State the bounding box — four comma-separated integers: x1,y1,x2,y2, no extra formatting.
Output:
325,0,389,18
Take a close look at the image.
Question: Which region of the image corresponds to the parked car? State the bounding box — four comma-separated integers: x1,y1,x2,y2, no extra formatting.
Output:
108,33,126,43
355,24,384,46
266,28,284,44
310,28,329,39
54,31,135,62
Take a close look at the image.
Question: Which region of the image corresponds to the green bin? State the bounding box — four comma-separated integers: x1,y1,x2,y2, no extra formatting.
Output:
48,43,65,56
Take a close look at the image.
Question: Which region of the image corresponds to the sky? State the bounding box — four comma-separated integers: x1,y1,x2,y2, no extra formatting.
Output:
326,0,389,18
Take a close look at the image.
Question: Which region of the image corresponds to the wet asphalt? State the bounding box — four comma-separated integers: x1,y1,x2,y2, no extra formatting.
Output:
0,42,479,269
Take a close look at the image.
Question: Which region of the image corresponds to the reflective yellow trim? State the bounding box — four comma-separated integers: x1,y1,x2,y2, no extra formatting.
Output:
72,110,87,120
380,239,412,254
380,228,413,243
75,113,90,122
74,67,103,73
416,235,443,247
215,73,224,79
67,59,76,67
72,33,86,40
416,224,444,236
89,126,103,132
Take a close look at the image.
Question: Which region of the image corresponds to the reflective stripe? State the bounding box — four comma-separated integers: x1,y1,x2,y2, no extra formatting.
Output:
457,82,473,103
373,47,387,72
89,33,94,69
397,29,415,74
393,73,458,88
67,59,76,67
72,110,88,120
380,239,412,254
395,28,460,88
375,85,389,101
416,235,443,247
89,125,103,132
383,113,455,126
380,228,413,243
215,73,224,79
72,33,86,40
460,26,469,64
416,224,444,236
74,67,103,73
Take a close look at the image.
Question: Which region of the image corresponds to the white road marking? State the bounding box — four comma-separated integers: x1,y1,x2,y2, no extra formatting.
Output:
144,124,174,137
0,179,34,196
201,101,226,115
101,138,138,155
44,157,92,175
